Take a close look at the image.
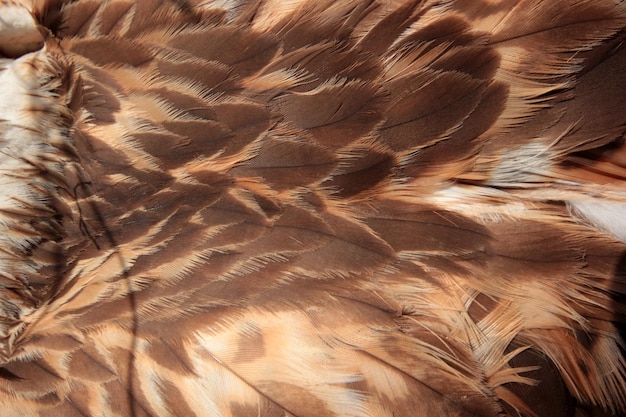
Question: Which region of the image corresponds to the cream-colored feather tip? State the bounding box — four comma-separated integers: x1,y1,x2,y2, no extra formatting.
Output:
0,1,43,58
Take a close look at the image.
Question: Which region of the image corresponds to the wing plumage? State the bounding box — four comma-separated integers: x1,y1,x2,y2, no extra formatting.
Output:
0,0,625,416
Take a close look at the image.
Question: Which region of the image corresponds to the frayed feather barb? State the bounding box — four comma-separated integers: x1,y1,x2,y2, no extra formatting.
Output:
0,1,625,416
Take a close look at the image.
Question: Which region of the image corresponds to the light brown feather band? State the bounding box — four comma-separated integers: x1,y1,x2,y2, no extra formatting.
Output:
0,1,625,416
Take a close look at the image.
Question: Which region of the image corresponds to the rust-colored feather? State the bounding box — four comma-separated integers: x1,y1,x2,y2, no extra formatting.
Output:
1,0,626,416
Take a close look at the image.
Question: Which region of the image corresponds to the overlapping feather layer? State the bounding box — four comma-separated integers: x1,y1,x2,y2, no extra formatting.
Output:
0,1,625,416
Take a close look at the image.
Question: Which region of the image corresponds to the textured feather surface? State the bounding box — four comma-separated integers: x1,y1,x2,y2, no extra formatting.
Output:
0,0,626,416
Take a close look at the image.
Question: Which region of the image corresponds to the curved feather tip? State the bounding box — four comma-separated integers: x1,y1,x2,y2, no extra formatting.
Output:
0,1,625,416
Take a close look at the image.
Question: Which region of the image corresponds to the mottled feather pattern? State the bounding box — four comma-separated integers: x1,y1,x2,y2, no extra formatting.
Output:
0,0,625,416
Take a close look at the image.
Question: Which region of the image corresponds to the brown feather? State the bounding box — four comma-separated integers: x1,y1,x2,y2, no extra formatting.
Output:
0,1,626,416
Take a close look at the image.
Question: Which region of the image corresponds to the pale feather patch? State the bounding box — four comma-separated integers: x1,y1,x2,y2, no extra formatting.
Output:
0,51,68,282
195,308,371,417
0,1,43,58
250,0,311,31
486,125,581,188
1,1,625,416
569,198,626,243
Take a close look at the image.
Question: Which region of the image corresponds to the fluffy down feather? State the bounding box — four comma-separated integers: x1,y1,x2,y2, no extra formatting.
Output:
0,0,625,416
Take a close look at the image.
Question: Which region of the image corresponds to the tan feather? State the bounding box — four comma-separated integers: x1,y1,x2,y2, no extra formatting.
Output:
1,1,626,416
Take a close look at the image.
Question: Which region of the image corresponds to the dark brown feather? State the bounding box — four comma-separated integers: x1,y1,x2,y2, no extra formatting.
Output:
0,1,625,416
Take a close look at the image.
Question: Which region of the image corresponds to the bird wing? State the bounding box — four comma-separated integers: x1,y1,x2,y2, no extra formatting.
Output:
0,1,625,416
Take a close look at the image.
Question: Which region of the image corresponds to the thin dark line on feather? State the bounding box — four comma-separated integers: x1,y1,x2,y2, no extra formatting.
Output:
32,360,64,380
80,348,117,376
372,217,491,238
246,161,339,170
381,89,483,131
66,398,91,417
332,293,400,316
357,349,489,417
159,336,196,375
405,314,459,359
73,182,100,249
277,221,396,260
73,180,139,417
432,210,462,228
371,289,402,315
201,347,304,417
489,17,624,46
119,382,159,417
490,252,571,264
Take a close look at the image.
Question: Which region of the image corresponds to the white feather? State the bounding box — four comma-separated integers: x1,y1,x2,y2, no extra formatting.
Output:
569,198,626,243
